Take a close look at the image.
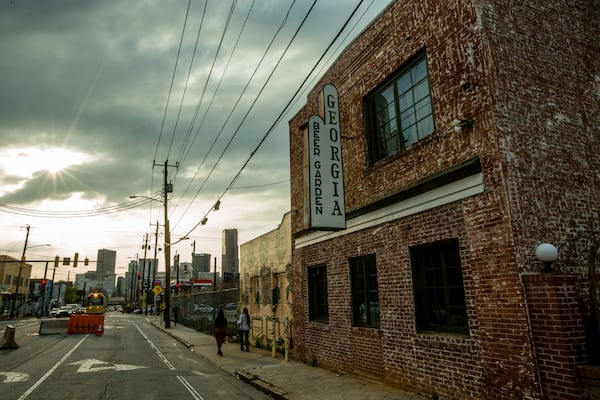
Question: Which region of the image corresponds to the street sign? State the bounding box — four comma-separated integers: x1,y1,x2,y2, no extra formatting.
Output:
152,286,162,295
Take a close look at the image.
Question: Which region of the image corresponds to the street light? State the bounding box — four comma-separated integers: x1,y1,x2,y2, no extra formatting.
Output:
9,225,51,319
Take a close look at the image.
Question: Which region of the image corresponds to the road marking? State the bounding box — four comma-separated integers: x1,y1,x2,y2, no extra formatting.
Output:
70,359,148,373
135,324,175,370
17,335,88,400
0,372,29,383
177,375,204,400
135,323,205,400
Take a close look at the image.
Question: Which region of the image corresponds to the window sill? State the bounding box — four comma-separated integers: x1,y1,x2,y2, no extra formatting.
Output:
413,332,478,354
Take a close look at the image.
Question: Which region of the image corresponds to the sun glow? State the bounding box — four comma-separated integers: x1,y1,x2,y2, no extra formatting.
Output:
0,147,91,177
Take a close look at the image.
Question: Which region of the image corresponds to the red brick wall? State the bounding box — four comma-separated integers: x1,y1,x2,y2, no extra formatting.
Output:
478,0,600,269
289,0,598,399
523,274,587,400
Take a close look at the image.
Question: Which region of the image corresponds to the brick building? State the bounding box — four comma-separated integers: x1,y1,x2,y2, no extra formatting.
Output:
239,212,292,348
288,1,598,399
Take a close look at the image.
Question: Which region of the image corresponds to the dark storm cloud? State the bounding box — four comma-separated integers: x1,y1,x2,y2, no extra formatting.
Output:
0,0,391,208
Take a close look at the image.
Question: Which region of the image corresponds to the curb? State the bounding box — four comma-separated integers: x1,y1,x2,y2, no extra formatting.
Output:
235,370,289,400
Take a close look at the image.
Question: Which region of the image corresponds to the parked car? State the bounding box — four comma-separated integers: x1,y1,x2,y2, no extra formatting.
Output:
194,304,214,314
55,304,79,318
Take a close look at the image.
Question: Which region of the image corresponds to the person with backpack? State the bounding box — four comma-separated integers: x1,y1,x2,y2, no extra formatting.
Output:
237,307,251,352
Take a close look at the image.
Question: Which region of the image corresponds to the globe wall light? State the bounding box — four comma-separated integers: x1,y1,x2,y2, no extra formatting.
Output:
535,243,558,273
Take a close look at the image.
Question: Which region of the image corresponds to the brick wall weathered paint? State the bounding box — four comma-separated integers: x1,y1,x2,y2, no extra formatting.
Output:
240,213,292,344
289,0,598,399
477,0,600,271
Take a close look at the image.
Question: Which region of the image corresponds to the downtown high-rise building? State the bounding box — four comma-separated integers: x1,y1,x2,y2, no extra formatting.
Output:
96,249,116,277
221,229,239,276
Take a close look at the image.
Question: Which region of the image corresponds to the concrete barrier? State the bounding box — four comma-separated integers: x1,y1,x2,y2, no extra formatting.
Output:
39,319,69,335
0,325,19,349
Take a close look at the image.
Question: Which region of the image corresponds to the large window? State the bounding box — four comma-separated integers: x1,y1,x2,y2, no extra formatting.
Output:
410,239,468,334
366,53,434,163
308,265,328,322
350,254,380,328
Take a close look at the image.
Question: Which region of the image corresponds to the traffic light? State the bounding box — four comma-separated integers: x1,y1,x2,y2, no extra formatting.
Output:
84,257,89,266
41,279,47,285
73,252,79,268
54,256,59,268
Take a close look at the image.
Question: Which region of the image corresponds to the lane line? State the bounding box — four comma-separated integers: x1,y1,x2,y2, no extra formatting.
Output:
17,335,89,400
135,323,205,400
177,375,204,400
135,324,175,370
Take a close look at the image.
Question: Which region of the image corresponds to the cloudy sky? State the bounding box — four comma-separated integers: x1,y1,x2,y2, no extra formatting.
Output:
0,0,391,280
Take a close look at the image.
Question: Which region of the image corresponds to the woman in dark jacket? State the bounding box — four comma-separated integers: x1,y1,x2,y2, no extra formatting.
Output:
214,309,228,356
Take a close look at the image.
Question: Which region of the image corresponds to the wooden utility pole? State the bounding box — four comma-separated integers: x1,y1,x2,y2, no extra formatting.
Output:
10,225,30,318
154,160,177,328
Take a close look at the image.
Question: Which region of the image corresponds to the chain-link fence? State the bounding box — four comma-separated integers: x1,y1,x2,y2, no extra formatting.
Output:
172,287,240,337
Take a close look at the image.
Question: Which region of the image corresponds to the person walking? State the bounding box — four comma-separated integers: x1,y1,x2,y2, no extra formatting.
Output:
173,304,180,326
214,309,228,356
237,307,251,352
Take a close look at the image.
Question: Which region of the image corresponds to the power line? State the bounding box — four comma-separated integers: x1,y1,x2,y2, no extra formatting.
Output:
0,191,162,219
171,0,299,229
152,0,192,163
175,0,242,170
179,0,367,239
165,0,210,161
171,0,256,216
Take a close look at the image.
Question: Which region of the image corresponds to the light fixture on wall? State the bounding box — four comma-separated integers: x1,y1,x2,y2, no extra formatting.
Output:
452,118,474,133
535,243,558,273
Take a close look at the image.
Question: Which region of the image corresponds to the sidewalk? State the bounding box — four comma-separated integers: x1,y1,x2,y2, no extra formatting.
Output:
151,320,425,400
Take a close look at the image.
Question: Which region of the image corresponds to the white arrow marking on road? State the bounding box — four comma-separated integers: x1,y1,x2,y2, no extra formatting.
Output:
0,372,29,383
70,359,147,373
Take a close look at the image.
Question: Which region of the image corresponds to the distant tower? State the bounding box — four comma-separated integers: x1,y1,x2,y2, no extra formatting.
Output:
192,253,211,275
221,229,239,277
97,249,116,276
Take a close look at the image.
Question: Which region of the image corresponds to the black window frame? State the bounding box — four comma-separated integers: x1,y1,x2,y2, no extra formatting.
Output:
410,238,469,334
308,264,329,322
350,254,380,328
365,51,435,164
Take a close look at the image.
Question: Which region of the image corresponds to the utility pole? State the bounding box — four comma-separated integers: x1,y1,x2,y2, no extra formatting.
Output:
43,261,49,316
10,225,30,319
155,159,177,328
141,233,149,304
146,222,159,315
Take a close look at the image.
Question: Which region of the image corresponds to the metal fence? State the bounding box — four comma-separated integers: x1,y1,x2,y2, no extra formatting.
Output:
172,287,240,337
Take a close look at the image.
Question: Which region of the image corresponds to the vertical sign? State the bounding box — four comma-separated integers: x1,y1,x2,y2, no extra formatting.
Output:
307,84,346,230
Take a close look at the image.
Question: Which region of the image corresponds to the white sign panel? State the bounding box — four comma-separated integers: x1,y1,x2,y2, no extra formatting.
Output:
307,84,345,230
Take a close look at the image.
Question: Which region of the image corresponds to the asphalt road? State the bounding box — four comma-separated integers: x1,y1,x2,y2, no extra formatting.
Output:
0,313,271,400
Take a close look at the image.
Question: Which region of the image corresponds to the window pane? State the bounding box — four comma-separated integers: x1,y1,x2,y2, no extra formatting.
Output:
416,116,434,139
411,58,428,82
397,73,412,95
414,97,432,121
308,265,328,322
399,91,414,110
366,53,434,163
413,79,430,102
350,254,379,328
410,239,468,334
403,124,418,146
